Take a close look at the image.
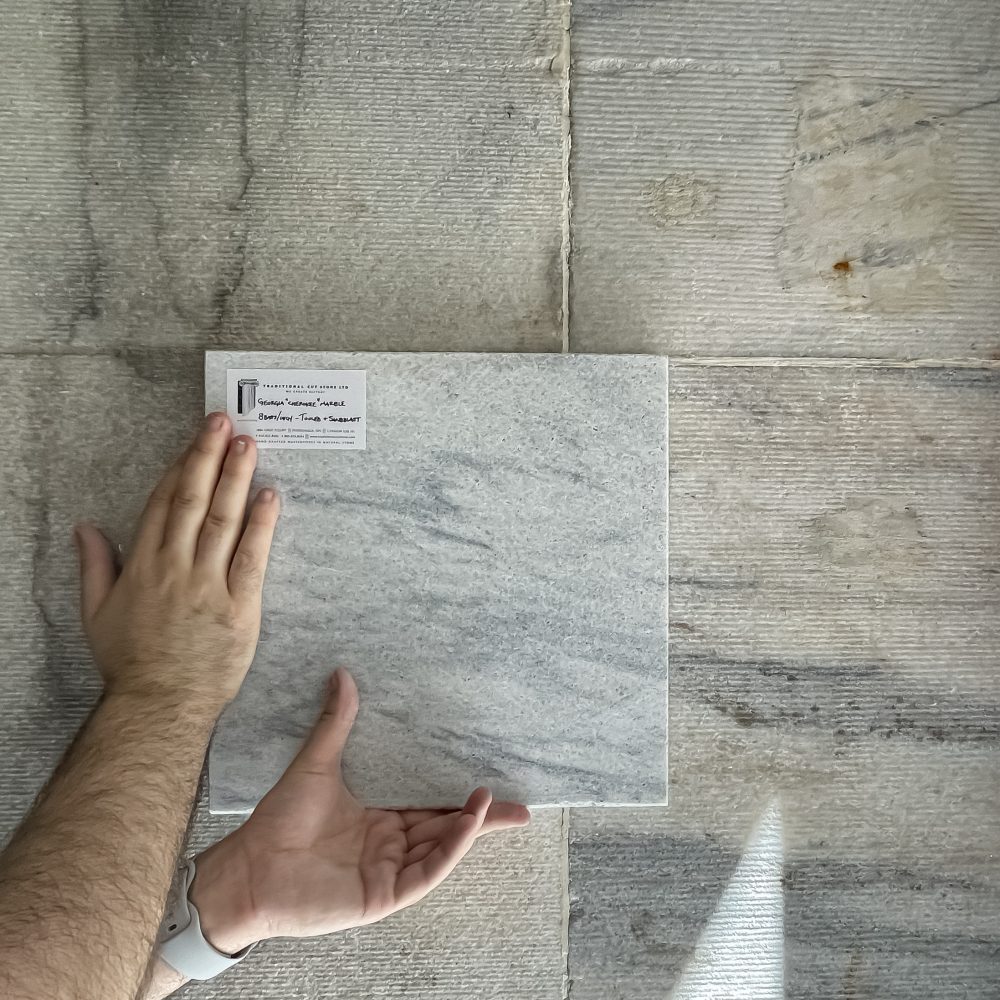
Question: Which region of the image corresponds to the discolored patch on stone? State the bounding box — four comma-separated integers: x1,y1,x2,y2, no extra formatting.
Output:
780,79,953,313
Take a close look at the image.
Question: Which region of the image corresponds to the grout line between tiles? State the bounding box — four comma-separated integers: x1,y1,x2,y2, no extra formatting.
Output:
558,0,572,355
663,361,670,807
557,7,572,993
2,349,998,371
559,806,572,1000
673,356,1000,370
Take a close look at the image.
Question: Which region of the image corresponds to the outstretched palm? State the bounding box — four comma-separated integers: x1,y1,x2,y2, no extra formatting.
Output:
199,670,529,944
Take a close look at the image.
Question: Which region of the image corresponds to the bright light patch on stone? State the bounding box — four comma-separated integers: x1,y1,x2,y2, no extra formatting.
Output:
671,799,784,1000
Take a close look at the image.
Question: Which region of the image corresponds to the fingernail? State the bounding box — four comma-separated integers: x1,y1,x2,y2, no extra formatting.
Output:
327,671,340,696
232,437,248,454
72,525,82,549
207,413,225,430
258,487,275,503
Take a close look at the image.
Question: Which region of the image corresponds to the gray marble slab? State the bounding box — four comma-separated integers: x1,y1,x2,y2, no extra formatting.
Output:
567,364,1000,1000
0,0,565,354
206,350,668,811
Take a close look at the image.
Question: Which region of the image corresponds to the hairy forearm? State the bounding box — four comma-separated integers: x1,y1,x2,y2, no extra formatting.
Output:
0,690,218,1000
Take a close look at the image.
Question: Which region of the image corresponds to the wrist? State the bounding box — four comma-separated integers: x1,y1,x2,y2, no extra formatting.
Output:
189,839,261,955
101,685,226,727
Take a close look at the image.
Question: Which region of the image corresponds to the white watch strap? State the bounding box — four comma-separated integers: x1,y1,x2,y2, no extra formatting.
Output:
159,859,256,981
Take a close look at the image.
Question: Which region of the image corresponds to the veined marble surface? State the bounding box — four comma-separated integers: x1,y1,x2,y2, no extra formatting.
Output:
206,350,668,811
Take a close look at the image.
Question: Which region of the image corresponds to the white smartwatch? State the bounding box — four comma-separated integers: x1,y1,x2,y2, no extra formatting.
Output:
158,858,257,981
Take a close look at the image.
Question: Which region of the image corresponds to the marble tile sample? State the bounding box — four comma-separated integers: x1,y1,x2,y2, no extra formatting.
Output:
206,350,668,811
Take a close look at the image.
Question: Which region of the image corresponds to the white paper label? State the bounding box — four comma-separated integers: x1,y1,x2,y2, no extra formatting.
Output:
226,369,366,449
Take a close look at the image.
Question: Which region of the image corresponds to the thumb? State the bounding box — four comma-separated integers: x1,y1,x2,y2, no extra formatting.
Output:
294,668,360,770
74,523,117,624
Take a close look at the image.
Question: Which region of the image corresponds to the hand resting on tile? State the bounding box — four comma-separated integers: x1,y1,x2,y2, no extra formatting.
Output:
75,413,279,711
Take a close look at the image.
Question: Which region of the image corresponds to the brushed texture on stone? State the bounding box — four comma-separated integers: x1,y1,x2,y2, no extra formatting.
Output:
0,0,565,353
207,350,669,812
569,0,1000,358
567,365,1000,1000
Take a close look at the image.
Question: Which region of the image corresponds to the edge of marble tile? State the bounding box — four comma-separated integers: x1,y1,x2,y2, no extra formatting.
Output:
204,348,671,368
209,798,675,816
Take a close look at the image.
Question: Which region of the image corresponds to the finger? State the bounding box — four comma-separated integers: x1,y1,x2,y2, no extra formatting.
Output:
404,800,530,850
404,805,528,865
131,450,186,559
404,840,438,866
397,808,452,829
403,812,459,850
74,523,118,624
161,412,232,555
195,435,258,572
394,788,491,907
395,812,480,906
403,805,528,863
291,668,359,771
227,487,280,600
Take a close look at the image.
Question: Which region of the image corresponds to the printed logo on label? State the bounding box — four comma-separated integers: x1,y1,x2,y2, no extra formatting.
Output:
236,378,259,416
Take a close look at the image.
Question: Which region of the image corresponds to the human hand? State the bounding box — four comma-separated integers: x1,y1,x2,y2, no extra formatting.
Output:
189,669,531,952
74,412,279,712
